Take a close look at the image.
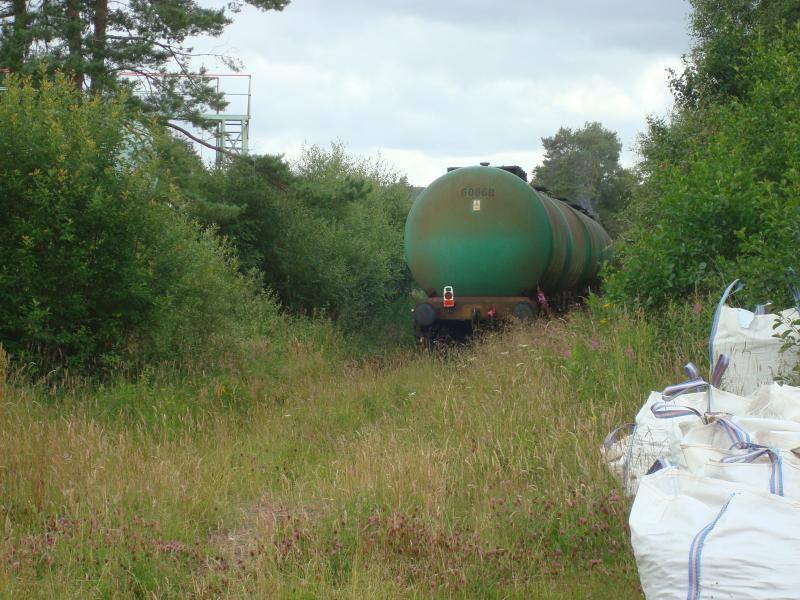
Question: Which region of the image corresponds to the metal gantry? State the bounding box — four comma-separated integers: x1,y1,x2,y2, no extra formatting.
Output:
200,73,252,164
121,71,252,163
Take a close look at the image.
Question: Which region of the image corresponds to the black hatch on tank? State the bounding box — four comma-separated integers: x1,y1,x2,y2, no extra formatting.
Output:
446,163,528,182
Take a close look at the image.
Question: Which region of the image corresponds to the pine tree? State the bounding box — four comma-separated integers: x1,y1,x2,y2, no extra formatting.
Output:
0,0,288,122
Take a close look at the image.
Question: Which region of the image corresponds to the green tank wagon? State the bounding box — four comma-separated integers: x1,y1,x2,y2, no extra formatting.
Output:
404,164,612,335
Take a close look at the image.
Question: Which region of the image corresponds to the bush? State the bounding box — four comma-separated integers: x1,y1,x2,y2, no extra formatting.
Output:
280,144,413,325
125,216,281,368
604,29,800,309
204,143,414,330
0,74,279,371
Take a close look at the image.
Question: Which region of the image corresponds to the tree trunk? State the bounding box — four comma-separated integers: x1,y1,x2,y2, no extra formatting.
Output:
65,0,84,90
89,0,107,94
7,0,32,71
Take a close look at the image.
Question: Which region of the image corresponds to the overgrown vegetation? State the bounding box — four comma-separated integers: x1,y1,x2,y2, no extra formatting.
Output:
669,0,800,108
0,74,414,373
0,305,710,598
605,11,800,308
200,143,415,329
0,74,280,371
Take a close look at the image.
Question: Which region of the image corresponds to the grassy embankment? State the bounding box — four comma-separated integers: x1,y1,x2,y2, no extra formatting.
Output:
0,304,708,598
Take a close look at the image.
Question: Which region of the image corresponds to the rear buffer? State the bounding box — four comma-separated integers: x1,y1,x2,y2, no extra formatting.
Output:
413,286,537,339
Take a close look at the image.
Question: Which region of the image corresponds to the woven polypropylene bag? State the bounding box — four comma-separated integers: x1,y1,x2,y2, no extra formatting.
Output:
630,467,800,599
710,281,799,396
615,387,752,494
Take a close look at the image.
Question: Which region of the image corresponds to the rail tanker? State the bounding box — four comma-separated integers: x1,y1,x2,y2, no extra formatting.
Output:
404,163,611,337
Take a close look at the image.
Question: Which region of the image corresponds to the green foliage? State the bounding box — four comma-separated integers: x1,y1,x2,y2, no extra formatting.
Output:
196,143,415,331
532,121,634,231
0,0,289,122
533,121,621,199
672,0,800,107
280,144,414,325
773,312,800,386
0,74,279,371
605,29,800,309
198,153,293,276
129,221,281,368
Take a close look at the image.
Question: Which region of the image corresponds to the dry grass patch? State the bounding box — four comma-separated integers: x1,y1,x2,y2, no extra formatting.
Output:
0,306,707,597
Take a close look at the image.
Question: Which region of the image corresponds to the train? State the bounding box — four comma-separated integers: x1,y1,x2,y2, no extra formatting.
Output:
403,163,612,337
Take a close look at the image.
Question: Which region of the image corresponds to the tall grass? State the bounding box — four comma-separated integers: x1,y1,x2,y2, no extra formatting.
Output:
0,303,709,598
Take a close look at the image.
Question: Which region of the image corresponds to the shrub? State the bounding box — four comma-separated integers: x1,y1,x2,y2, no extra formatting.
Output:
604,29,800,309
282,145,414,327
205,143,414,330
0,74,279,371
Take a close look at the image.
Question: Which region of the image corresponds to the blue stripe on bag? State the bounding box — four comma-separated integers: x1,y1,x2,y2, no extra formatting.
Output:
662,377,709,401
706,354,730,413
654,367,708,420
603,423,634,452
709,354,729,389
651,403,704,420
687,493,737,600
659,365,725,419
712,417,752,449
708,279,743,366
684,362,701,380
720,446,784,496
773,450,784,496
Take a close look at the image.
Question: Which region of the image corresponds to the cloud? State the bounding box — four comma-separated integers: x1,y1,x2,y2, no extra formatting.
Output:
193,0,690,185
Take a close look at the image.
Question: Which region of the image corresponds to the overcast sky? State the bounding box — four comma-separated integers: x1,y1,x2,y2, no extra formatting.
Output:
194,1,692,186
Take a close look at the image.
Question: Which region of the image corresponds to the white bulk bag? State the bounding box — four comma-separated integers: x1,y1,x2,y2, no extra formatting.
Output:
678,415,800,453
631,467,800,600
603,370,756,495
680,446,800,498
673,416,800,497
710,280,799,396
603,372,799,495
747,382,800,420
609,381,753,495
702,448,800,498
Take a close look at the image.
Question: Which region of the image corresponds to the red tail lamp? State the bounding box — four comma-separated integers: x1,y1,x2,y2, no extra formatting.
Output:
443,285,455,308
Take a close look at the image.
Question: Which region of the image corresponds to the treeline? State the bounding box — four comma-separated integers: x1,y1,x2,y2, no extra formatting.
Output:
604,1,800,308
0,74,413,372
5,0,799,373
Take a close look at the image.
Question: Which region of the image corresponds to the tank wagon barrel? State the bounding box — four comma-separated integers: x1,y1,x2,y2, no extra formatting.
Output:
404,164,611,335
